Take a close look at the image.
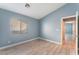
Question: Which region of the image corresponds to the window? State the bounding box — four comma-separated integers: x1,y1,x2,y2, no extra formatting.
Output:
10,19,27,34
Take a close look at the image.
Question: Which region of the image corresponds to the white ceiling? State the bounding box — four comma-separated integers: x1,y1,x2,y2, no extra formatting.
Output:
0,3,66,19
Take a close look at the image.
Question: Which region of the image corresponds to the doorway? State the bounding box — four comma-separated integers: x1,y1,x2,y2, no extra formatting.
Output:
61,16,76,52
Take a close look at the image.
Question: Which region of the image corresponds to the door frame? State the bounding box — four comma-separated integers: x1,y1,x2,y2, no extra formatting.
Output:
61,15,76,45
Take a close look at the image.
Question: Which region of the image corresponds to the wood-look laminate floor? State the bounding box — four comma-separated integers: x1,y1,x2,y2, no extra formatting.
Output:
0,39,76,55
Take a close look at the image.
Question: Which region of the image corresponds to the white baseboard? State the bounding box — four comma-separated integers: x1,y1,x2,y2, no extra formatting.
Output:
39,37,61,45
0,37,39,50
0,37,61,50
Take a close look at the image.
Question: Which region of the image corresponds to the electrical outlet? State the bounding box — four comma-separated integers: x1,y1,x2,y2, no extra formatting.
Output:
8,41,11,43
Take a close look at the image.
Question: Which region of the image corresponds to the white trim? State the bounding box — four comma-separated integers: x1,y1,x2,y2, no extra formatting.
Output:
65,21,74,23
76,11,78,55
0,37,39,50
39,37,61,45
0,37,61,50
60,18,63,45
61,15,76,45
62,15,76,19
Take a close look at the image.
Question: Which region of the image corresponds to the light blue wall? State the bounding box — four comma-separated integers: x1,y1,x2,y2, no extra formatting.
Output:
65,23,73,34
0,8,39,47
40,3,79,43
0,3,79,47
65,23,73,40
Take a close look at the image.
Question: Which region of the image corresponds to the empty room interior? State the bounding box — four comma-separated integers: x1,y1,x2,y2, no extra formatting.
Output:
0,3,78,55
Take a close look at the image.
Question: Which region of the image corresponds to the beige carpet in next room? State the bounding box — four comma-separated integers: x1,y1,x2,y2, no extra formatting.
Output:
0,39,76,55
